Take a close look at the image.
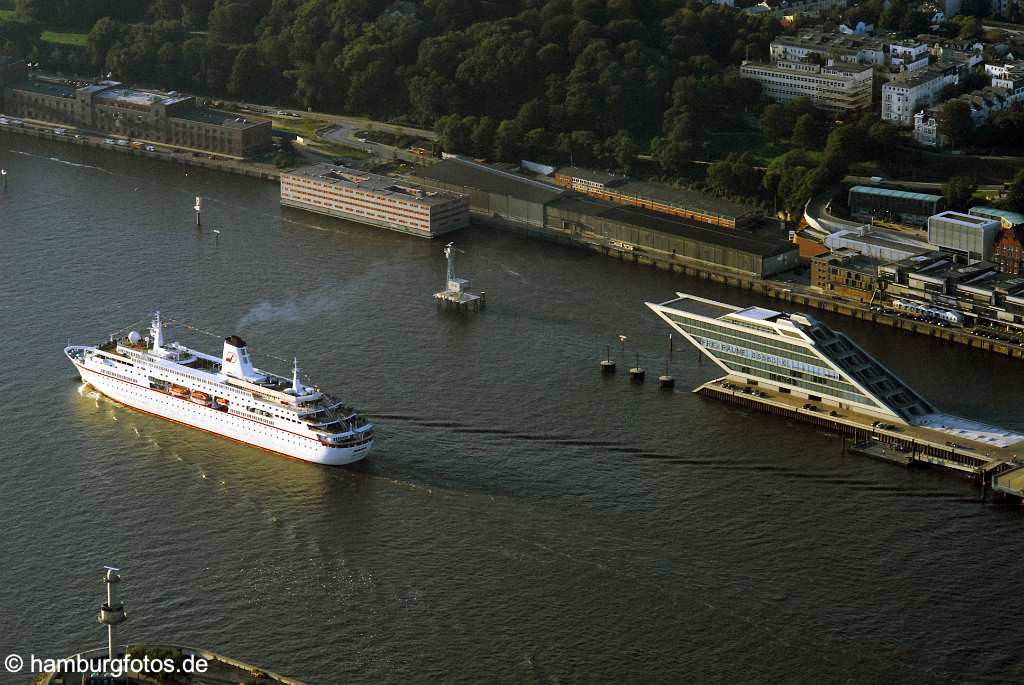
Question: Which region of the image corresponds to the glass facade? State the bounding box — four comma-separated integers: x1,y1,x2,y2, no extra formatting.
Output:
667,313,881,409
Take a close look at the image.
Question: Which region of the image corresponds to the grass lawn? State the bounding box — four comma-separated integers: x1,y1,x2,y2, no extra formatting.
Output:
0,9,15,19
41,30,87,46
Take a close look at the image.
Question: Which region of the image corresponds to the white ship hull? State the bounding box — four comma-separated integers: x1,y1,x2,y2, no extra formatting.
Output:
69,353,372,466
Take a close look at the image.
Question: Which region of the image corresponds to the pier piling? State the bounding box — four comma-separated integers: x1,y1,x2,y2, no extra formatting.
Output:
600,344,616,374
629,352,645,383
658,334,674,389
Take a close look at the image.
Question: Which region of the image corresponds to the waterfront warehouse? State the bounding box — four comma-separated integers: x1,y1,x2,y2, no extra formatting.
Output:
553,166,762,229
411,157,566,228
546,196,799,277
281,164,469,238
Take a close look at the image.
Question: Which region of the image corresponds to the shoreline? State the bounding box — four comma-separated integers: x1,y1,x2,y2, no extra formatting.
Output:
0,122,280,181
7,126,1022,360
489,215,1024,360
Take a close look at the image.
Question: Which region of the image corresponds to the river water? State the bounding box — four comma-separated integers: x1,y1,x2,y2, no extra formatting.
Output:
1,134,1022,684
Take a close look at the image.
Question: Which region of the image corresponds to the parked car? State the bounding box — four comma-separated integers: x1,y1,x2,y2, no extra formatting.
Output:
144,144,156,152
103,138,115,144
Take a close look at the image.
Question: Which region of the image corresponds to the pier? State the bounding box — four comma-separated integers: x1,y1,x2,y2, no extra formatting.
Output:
696,378,1024,495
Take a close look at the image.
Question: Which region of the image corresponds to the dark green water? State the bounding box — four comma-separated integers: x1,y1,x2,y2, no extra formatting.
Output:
1,134,1022,684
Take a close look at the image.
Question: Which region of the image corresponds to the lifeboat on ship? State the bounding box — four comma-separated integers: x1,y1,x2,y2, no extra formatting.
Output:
190,390,211,405
213,396,229,410
170,385,189,397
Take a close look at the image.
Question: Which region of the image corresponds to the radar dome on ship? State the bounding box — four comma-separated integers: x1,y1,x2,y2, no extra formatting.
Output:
128,331,141,344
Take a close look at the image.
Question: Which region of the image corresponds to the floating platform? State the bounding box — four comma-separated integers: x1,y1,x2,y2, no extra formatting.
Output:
848,440,915,467
434,283,485,311
435,244,485,312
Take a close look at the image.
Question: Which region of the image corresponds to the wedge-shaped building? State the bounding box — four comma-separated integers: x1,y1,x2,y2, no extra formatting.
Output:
647,293,936,422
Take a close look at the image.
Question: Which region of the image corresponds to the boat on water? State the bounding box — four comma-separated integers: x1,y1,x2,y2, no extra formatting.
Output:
65,312,374,465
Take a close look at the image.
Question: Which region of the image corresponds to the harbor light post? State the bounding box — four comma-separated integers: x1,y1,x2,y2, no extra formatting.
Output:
98,566,127,663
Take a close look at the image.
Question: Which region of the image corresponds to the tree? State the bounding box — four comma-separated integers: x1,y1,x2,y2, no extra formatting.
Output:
607,129,640,173
0,14,43,55
942,176,977,212
227,44,263,98
791,113,820,149
1005,169,1024,213
939,100,974,149
707,152,762,198
958,16,982,40
760,104,790,142
493,119,523,161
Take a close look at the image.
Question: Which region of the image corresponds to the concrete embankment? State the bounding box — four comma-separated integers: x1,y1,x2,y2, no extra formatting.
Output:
1,125,280,181
695,378,1024,499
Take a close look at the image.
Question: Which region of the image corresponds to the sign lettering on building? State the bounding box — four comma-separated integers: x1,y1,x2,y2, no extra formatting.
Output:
695,336,841,380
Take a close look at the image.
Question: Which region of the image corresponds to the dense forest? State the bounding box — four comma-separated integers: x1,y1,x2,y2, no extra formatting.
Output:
0,0,785,169
2,0,988,214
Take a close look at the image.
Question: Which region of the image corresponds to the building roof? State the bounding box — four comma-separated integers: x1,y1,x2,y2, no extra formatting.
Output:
814,248,883,275
884,63,956,89
411,158,567,205
555,166,626,186
286,163,463,206
771,30,884,53
615,180,760,221
970,206,1024,227
929,210,999,228
849,185,941,203
598,204,795,257
171,109,268,128
8,79,75,98
733,306,784,321
95,87,179,107
830,228,933,256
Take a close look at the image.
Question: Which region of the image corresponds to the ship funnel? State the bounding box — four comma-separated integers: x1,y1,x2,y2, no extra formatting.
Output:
222,335,265,381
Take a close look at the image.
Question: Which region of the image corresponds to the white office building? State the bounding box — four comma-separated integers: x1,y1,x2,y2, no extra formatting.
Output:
647,293,937,421
741,59,873,112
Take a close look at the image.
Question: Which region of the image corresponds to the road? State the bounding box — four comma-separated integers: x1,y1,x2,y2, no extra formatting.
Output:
318,121,432,165
237,103,436,141
803,190,864,235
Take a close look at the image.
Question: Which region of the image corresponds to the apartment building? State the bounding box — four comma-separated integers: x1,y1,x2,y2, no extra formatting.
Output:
881,63,959,125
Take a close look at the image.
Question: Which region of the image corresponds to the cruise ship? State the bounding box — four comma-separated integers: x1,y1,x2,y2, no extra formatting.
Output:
65,313,374,465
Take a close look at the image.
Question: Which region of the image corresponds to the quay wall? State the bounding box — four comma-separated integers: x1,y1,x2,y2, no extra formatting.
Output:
7,124,1023,360
696,384,1018,483
0,125,280,181
482,214,1024,360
